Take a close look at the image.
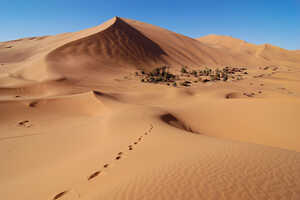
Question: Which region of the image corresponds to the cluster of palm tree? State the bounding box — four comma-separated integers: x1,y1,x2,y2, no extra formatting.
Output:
180,66,248,82
138,66,178,84
134,65,248,87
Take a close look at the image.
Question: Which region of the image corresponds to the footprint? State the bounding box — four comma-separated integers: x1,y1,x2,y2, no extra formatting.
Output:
53,191,68,200
144,132,148,135
118,152,123,155
243,92,255,97
103,164,109,168
29,101,38,107
19,120,29,125
18,120,32,128
134,142,138,145
88,171,101,181
129,147,133,151
115,156,121,160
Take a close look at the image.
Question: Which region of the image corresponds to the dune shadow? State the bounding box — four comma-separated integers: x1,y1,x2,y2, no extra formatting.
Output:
225,92,243,99
160,113,197,134
93,90,120,102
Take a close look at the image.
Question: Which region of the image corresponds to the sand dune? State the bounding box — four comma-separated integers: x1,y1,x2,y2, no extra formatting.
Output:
47,17,167,76
1,17,300,200
198,34,300,67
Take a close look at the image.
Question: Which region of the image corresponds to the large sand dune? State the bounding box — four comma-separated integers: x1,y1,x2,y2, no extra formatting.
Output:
1,17,300,200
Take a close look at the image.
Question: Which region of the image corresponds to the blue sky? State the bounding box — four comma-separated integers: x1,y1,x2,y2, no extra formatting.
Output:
1,0,299,49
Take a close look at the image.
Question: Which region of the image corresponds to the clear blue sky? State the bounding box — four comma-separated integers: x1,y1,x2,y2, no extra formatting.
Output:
1,0,299,49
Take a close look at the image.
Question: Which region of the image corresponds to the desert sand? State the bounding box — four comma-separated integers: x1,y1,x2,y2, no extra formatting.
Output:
1,17,300,200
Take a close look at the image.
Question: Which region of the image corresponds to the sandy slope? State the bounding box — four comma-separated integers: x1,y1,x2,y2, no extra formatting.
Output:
0,17,300,200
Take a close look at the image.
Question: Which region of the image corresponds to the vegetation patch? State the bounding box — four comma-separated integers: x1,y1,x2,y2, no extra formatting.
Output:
130,65,248,87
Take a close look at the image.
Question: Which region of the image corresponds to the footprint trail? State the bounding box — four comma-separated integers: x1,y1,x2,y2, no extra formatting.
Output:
52,124,154,199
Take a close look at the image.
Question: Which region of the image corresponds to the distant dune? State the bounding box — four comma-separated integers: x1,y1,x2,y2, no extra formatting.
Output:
1,17,300,200
197,34,300,67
